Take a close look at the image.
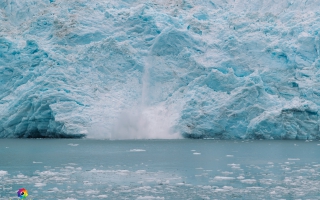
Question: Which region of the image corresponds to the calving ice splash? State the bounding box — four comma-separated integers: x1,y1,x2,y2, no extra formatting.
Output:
1,0,320,139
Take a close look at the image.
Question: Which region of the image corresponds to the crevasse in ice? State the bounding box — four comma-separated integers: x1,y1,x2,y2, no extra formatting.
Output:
1,0,320,139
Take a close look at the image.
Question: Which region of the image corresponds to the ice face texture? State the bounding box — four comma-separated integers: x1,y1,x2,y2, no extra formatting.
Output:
1,0,320,139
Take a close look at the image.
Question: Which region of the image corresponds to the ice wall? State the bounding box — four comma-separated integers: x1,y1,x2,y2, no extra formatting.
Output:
1,0,320,139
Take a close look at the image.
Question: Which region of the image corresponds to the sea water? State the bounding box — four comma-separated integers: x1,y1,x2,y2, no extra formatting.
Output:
0,139,320,199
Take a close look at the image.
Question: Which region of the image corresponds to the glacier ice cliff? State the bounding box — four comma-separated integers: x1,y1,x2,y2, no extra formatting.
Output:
1,0,320,139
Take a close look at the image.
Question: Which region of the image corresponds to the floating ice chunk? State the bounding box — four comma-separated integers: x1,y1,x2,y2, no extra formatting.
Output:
116,170,130,176
16,174,28,178
288,158,300,161
228,163,240,169
83,181,93,186
247,187,263,190
222,186,233,190
0,171,8,176
36,170,59,176
68,163,77,165
241,179,256,184
130,149,146,152
89,168,105,173
193,152,201,155
48,187,60,192
221,171,233,175
137,196,164,200
35,182,46,187
270,191,277,195
33,161,43,163
214,188,229,192
68,143,79,146
85,189,99,195
226,155,234,157
213,176,235,180
136,170,146,174
97,195,108,198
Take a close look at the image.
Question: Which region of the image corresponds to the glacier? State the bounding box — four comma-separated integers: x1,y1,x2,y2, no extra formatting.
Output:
1,0,320,139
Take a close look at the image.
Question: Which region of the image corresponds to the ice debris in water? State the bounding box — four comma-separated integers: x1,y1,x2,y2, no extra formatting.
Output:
129,149,146,152
68,143,79,146
0,170,8,176
1,0,320,139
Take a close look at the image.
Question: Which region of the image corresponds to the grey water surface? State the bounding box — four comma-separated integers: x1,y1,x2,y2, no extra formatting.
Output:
0,139,320,199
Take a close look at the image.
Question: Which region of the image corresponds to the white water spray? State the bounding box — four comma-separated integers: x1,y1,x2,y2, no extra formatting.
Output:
107,55,181,139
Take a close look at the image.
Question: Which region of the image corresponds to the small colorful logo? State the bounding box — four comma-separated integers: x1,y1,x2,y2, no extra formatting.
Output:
17,188,28,199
